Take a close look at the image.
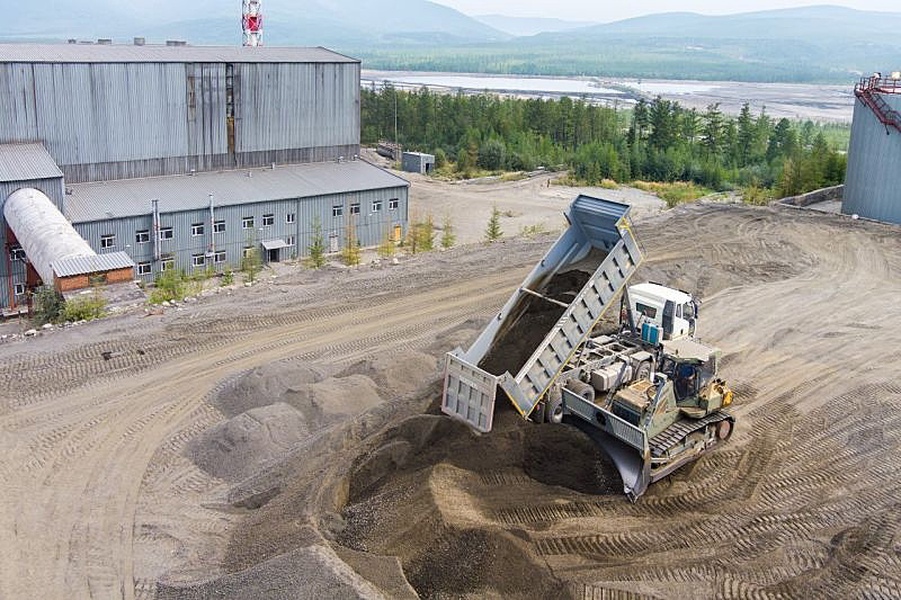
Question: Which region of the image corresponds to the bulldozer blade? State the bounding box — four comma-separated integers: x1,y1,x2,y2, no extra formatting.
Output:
569,419,651,501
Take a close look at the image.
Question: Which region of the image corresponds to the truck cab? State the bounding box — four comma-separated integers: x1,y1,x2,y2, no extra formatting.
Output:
626,282,698,342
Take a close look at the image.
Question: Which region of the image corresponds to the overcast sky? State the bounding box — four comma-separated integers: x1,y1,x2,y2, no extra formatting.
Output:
432,0,898,22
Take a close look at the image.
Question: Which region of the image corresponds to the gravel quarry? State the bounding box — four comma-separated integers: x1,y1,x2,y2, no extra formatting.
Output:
1,173,900,599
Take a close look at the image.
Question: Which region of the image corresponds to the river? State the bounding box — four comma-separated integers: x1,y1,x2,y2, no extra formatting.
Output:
361,70,855,123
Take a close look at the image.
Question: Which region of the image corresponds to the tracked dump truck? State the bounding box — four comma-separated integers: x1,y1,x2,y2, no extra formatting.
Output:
441,194,734,500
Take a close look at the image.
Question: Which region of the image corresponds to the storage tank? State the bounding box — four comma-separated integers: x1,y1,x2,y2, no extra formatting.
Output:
842,76,901,225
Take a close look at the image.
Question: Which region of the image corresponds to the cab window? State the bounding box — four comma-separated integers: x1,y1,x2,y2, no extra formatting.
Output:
635,302,657,318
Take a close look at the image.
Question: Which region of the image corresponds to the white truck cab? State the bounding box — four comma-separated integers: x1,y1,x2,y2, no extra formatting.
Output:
626,282,698,343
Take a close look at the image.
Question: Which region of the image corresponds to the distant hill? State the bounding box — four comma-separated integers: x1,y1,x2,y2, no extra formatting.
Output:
4,3,900,83
352,5,901,83
472,14,597,36
579,5,901,42
3,0,510,45
510,5,901,81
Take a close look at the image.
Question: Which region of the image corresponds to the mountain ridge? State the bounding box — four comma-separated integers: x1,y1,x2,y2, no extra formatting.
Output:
4,3,900,83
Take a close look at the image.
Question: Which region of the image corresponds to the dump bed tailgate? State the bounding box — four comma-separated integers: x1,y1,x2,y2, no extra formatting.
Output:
441,194,642,432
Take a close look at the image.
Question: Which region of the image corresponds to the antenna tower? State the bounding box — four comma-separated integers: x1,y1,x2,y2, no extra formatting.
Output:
242,0,263,47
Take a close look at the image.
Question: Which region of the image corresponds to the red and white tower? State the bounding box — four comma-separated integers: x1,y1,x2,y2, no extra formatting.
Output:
242,0,263,47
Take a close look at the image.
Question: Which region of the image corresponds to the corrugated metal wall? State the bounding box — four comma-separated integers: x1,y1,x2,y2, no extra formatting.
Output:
73,185,408,281
843,93,901,225
0,60,360,183
236,63,360,152
185,62,228,172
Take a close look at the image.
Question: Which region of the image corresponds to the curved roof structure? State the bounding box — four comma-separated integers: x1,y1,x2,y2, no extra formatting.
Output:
4,187,132,284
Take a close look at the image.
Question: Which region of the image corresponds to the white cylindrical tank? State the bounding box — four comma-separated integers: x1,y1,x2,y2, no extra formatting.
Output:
3,187,95,285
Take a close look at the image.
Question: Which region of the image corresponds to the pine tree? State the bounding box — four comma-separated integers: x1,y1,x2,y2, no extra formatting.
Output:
702,103,725,160
441,215,456,249
307,218,326,268
377,223,396,259
417,214,435,252
485,205,503,243
736,102,755,167
341,215,361,266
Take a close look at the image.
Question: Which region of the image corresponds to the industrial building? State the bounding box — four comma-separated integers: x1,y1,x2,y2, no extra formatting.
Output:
401,152,435,175
843,74,901,225
0,43,409,312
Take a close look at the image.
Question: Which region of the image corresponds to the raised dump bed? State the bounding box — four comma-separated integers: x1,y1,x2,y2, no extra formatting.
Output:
442,195,642,432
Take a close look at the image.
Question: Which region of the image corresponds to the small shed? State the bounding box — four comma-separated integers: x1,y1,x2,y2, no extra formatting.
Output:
4,187,134,293
402,152,435,175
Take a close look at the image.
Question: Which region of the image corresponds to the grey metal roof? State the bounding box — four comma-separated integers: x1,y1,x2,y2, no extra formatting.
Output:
0,43,358,64
54,251,135,278
66,160,409,223
0,143,64,182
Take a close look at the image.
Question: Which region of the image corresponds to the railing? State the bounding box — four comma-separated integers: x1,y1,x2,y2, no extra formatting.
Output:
855,76,901,134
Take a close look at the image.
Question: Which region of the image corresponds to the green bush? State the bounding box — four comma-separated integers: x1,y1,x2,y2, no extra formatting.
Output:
742,184,774,206
150,268,191,303
478,138,506,171
32,286,64,325
61,293,107,322
434,147,447,169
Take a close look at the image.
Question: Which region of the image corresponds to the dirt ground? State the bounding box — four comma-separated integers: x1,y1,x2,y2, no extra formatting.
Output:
1,173,900,600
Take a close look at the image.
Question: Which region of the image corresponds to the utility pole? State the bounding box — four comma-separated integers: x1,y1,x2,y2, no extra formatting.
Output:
394,87,399,162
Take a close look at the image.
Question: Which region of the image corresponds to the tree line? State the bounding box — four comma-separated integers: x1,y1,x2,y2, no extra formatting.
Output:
361,84,847,198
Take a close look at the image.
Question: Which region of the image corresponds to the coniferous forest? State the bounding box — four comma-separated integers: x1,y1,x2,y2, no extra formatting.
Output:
361,85,848,201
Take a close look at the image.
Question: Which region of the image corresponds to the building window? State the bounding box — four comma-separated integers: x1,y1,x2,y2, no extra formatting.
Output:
286,235,296,247
286,213,296,224
191,223,205,236
100,234,116,249
242,246,255,258
136,230,150,244
161,256,175,271
213,219,226,233
192,254,205,267
262,214,274,226
137,262,152,275
242,216,255,229
372,200,383,212
332,205,343,217
389,198,399,210
9,246,25,261
14,283,25,296
159,227,174,241
214,250,227,263
350,203,361,215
